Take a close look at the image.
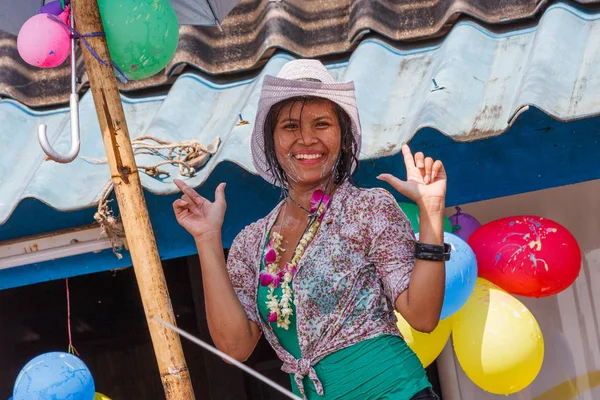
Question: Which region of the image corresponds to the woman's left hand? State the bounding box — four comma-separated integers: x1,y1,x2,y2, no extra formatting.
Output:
377,144,447,209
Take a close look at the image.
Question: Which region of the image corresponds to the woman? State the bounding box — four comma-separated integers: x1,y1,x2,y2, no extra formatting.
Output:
173,60,448,400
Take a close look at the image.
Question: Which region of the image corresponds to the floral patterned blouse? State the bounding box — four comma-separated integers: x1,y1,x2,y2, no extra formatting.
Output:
226,180,416,398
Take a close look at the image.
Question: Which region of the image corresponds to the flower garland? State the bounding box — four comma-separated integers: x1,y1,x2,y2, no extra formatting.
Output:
259,190,331,329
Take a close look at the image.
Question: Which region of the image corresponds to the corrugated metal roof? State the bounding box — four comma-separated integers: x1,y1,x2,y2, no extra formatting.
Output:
1,2,599,226
2,0,600,107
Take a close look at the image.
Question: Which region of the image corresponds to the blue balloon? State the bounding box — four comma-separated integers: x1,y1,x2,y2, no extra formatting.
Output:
416,232,478,319
13,352,95,400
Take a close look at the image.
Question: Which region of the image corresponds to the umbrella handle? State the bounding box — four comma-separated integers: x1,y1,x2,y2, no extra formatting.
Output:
38,93,81,163
38,8,80,164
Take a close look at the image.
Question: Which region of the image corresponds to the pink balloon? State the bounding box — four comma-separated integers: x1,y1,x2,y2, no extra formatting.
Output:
17,8,70,68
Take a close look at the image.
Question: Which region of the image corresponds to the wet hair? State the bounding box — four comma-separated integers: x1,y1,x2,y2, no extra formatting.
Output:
262,96,359,189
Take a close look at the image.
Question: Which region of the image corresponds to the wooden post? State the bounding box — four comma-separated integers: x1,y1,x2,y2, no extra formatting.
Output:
71,1,195,398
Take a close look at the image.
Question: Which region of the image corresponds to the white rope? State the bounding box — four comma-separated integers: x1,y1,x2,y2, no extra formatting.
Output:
83,135,221,178
152,316,301,400
94,180,124,259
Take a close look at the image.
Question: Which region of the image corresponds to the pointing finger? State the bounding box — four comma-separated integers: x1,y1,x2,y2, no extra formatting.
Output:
401,144,416,170
182,194,193,205
174,179,206,206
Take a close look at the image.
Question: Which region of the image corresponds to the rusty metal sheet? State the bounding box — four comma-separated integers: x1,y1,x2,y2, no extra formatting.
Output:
2,0,600,107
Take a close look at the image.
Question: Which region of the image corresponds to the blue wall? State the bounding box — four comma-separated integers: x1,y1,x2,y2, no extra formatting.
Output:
1,107,599,290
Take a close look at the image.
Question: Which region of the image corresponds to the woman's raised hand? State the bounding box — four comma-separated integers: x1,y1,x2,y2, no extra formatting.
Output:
377,144,447,209
173,179,227,240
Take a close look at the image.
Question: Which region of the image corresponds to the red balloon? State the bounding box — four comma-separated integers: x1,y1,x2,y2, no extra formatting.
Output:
468,216,581,297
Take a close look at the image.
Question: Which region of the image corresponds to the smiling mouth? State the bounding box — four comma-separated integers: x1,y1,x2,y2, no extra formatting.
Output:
294,153,323,160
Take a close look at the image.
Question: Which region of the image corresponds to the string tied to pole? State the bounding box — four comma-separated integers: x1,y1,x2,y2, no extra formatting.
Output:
46,13,129,83
94,182,126,259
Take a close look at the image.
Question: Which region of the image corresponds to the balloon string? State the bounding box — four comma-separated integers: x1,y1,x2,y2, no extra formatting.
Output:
66,278,80,356
452,206,462,233
46,13,130,83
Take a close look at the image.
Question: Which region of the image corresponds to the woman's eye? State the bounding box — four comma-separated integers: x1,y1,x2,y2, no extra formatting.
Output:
283,123,298,130
316,122,329,127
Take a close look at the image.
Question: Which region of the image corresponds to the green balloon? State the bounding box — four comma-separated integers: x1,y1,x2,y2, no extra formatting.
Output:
98,0,179,81
398,202,453,234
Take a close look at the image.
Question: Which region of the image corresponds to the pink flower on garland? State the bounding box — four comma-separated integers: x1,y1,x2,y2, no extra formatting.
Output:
310,190,331,221
267,312,278,323
259,271,274,286
310,190,331,213
264,245,277,264
260,271,282,288
272,274,282,288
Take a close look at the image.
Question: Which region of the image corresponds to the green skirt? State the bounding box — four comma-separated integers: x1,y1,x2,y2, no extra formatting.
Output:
290,334,431,400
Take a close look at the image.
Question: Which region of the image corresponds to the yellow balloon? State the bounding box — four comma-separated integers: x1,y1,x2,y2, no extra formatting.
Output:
452,278,544,395
94,393,112,400
395,311,452,367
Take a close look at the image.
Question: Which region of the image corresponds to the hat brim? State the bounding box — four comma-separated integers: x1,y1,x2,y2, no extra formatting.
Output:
250,75,362,186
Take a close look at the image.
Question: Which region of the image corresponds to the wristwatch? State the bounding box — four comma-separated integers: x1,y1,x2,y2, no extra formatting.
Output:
414,242,451,261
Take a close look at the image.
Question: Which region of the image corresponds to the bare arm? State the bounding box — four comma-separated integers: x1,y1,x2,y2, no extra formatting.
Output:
395,199,445,332
195,232,261,362
173,180,260,361
378,144,447,333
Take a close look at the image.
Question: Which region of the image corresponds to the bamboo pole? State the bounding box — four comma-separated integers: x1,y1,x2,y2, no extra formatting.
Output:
71,1,195,398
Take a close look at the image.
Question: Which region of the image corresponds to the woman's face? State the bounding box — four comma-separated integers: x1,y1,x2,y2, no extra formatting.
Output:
273,98,342,188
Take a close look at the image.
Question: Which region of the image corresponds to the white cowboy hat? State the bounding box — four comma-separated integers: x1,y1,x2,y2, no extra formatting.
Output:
250,59,362,186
